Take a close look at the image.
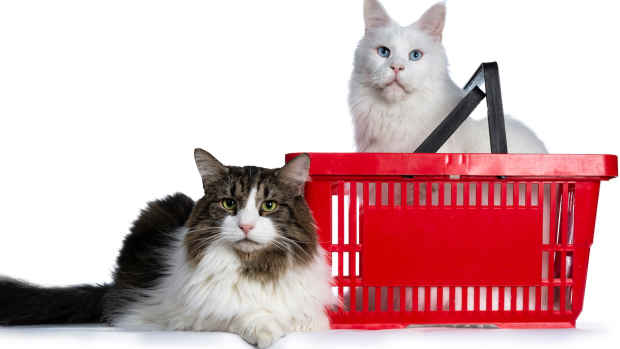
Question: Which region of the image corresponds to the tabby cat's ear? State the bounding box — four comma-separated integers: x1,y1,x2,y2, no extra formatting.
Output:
364,0,393,30
278,154,310,195
194,148,228,190
413,2,446,41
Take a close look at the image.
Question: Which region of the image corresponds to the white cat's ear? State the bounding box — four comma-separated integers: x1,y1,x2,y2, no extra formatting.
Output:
413,2,446,41
364,0,393,29
194,148,228,189
278,154,310,194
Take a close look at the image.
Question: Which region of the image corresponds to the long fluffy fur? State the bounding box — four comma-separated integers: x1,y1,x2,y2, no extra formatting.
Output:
351,0,547,154
0,278,110,325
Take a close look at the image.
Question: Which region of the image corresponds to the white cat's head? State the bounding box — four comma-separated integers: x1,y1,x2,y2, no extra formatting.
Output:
353,0,450,103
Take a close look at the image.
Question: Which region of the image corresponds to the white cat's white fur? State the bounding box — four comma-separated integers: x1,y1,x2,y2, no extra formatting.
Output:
350,0,547,154
114,187,336,348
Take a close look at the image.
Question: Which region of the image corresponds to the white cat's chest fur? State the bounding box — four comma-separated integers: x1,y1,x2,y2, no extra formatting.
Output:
350,78,547,154
114,227,334,333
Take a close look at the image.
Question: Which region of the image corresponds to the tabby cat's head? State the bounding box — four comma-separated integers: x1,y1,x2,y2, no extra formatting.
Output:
184,149,317,278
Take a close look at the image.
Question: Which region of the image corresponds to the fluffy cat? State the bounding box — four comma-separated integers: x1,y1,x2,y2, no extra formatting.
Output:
0,149,336,348
350,0,547,154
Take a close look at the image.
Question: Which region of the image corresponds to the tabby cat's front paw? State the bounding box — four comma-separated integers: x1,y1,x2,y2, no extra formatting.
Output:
255,321,285,348
240,321,285,348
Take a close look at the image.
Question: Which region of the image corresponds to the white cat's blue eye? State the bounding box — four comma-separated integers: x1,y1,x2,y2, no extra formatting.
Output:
377,46,391,58
409,49,423,61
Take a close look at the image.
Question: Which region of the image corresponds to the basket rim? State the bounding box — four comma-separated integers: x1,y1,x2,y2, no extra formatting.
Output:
285,153,618,178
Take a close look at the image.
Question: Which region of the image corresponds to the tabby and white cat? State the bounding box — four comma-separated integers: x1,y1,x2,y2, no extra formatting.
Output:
0,149,336,348
350,0,547,154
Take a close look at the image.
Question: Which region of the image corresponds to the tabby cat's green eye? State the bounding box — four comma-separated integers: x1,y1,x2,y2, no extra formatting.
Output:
261,200,278,212
220,199,237,210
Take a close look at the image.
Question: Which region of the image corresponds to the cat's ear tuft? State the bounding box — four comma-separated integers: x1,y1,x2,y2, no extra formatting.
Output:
414,2,446,41
364,0,393,29
278,154,310,194
194,148,228,189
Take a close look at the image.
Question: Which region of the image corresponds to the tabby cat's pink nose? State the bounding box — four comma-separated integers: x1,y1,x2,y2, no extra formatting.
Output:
239,224,254,234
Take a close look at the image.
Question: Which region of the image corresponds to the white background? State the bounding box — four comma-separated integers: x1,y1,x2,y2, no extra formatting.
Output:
0,0,618,348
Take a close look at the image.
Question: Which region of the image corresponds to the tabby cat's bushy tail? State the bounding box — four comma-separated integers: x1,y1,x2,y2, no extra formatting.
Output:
0,278,110,325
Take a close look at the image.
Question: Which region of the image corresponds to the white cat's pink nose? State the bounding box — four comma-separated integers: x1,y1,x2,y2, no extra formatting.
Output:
239,224,254,234
391,64,405,73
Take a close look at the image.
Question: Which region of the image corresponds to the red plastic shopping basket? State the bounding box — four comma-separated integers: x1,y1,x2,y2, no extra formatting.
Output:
286,63,618,329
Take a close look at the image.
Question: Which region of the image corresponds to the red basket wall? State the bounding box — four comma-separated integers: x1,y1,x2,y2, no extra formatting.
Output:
285,153,618,329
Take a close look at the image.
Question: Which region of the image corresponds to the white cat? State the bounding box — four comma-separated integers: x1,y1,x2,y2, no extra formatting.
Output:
350,0,547,154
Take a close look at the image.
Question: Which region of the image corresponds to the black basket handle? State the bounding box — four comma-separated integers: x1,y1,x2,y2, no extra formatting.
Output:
414,62,508,154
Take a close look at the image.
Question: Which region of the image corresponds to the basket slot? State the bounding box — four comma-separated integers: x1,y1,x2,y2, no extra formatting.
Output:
445,183,453,206
506,183,514,206
331,194,338,245
567,184,576,245
492,183,500,206
481,182,489,206
394,287,402,312
343,286,350,311
504,287,511,311
331,252,338,277
431,183,439,206
454,287,463,311
444,287,451,311
543,183,551,244
551,184,559,247
541,286,549,311
531,183,539,206
342,252,350,277
514,287,521,311
528,286,536,311
432,287,439,311
517,183,526,206
465,287,473,311
405,183,414,207
559,184,569,244
500,183,507,207
418,183,426,206
455,183,463,206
